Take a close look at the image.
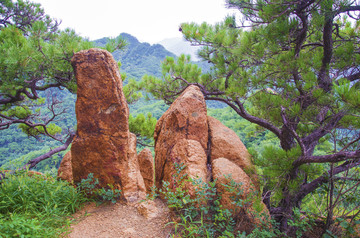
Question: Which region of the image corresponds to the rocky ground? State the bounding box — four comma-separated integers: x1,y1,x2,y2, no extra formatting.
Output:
67,199,173,238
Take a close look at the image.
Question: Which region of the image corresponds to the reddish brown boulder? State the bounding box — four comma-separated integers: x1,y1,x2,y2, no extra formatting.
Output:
162,139,208,196
57,151,73,183
120,133,146,202
208,116,254,175
154,85,208,187
212,158,270,234
138,148,154,193
70,48,138,201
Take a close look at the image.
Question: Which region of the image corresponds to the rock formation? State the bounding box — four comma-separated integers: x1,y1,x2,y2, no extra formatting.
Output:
212,158,270,233
68,48,145,202
208,116,253,171
138,148,155,192
162,139,208,196
208,116,258,186
56,49,270,232
121,133,146,202
154,85,209,188
57,151,73,183
154,85,270,233
212,158,254,213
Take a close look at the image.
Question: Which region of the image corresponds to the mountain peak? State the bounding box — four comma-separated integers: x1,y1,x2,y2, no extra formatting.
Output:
93,33,176,80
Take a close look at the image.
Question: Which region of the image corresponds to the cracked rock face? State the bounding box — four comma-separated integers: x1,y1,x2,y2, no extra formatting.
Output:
70,49,145,202
212,158,270,234
138,148,155,193
154,85,270,233
153,85,209,188
163,139,208,197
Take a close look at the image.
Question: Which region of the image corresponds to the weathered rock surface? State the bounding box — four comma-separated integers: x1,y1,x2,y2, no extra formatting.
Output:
120,133,146,202
138,148,154,193
135,200,159,220
212,157,270,234
69,48,145,202
162,139,208,196
208,116,253,172
57,151,73,183
154,85,209,187
71,48,128,189
212,157,254,213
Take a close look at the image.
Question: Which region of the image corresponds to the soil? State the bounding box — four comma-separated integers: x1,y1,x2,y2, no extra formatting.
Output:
67,199,174,238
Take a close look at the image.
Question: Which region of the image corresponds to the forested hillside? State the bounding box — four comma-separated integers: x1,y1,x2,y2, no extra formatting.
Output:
0,31,217,170
95,33,177,80
0,33,177,169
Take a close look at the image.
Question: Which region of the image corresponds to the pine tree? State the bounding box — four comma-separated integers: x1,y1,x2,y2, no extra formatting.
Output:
0,0,94,170
142,0,360,234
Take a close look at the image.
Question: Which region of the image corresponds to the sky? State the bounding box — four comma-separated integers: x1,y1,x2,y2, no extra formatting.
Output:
32,0,238,44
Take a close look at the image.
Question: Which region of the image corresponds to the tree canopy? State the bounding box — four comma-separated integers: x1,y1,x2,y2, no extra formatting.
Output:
0,0,94,136
142,0,360,234
0,0,95,170
0,0,157,172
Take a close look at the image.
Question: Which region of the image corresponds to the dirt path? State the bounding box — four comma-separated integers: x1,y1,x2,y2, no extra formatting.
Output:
68,199,174,238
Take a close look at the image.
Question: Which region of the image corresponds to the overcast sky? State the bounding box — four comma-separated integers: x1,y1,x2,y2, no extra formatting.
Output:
32,0,237,44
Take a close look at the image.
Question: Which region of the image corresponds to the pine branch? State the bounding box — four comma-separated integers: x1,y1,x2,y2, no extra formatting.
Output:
294,150,360,166
295,160,360,202
23,133,75,170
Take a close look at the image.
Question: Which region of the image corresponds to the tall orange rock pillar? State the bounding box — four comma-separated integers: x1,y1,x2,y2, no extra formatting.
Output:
70,48,145,202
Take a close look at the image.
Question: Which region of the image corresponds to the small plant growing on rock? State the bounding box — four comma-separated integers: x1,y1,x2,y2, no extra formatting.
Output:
159,163,237,237
78,173,122,204
159,163,280,237
145,184,159,201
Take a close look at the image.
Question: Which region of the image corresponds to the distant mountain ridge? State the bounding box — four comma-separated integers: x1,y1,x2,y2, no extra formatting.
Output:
94,33,176,80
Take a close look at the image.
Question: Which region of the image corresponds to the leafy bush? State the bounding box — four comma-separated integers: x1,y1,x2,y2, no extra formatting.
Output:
77,173,122,204
157,163,276,237
0,170,88,237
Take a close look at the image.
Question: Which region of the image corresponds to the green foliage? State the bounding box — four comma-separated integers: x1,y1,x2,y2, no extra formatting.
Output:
129,113,157,139
77,173,122,204
287,208,314,238
158,163,274,237
129,99,169,119
208,106,279,151
159,163,235,237
141,54,204,104
102,36,128,53
0,213,45,238
140,0,360,233
0,170,88,237
123,78,143,104
330,218,360,237
0,0,93,156
0,141,67,172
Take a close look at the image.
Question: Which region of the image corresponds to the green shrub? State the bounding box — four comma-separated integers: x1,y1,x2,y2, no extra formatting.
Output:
158,163,281,237
0,213,44,238
0,170,88,237
77,173,122,204
157,163,236,237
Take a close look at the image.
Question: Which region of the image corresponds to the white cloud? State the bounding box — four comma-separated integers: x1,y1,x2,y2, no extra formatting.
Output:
31,0,237,43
